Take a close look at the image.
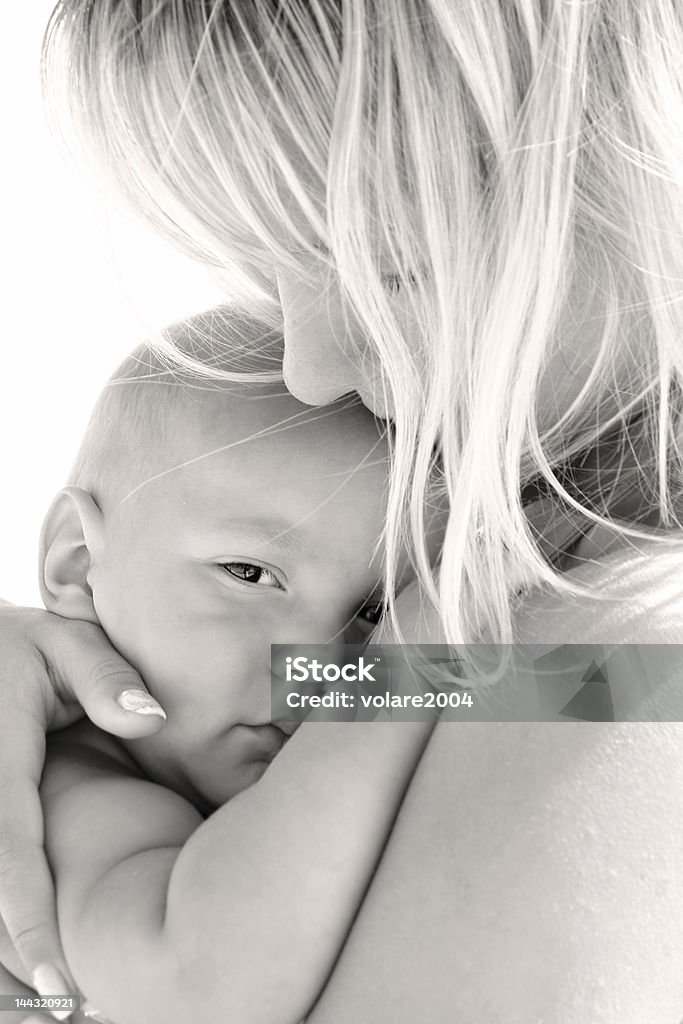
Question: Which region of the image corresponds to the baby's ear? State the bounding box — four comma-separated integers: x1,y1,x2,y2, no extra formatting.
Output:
39,486,105,624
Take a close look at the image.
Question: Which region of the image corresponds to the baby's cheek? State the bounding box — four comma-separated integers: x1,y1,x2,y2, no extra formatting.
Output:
90,575,135,656
90,546,148,641
90,582,178,704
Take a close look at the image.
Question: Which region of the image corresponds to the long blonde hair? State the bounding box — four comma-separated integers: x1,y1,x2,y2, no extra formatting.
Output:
43,0,683,643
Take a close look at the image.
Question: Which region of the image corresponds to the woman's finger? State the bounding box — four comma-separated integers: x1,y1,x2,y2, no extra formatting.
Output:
36,617,167,739
0,775,75,994
0,619,74,986
0,605,164,982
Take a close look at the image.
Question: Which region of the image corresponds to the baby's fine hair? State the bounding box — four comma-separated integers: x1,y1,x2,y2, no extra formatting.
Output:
45,1,683,642
69,308,284,508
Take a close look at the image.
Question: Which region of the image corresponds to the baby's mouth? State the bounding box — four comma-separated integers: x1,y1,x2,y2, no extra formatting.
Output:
275,720,299,737
241,722,290,763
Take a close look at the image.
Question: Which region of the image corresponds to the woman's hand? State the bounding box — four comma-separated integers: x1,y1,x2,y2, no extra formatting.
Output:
0,602,166,994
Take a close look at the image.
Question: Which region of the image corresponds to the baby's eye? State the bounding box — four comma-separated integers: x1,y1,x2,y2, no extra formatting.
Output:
221,562,283,589
357,602,385,626
343,597,386,644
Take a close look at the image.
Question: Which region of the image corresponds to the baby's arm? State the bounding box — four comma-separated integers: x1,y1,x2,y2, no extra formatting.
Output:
43,719,432,1024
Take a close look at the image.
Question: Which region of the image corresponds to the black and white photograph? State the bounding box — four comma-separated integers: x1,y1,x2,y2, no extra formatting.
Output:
2,3,683,1022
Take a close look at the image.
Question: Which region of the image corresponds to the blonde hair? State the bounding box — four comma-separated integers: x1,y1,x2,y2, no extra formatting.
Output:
44,0,683,643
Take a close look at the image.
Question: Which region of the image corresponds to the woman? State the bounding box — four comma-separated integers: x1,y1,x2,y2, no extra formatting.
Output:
2,1,683,1018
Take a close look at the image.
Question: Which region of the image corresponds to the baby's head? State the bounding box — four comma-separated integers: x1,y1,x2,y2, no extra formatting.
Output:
40,310,391,811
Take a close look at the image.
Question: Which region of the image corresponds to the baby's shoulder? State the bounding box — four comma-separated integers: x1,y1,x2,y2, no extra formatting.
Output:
43,720,204,854
42,721,203,902
48,717,140,760
43,719,144,800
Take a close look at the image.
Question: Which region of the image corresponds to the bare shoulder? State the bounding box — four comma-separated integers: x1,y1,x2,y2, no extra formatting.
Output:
515,535,683,645
308,720,683,1024
309,544,683,1023
41,718,154,815
44,718,143,784
42,721,203,900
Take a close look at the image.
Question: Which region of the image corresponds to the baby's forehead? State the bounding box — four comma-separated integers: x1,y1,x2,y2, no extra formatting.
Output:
153,385,385,516
177,380,385,458
111,379,387,514
120,382,388,540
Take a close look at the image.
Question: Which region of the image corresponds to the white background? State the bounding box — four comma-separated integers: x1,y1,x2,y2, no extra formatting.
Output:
3,5,226,605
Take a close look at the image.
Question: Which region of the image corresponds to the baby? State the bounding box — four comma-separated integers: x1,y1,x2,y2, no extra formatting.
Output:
0,310,433,1024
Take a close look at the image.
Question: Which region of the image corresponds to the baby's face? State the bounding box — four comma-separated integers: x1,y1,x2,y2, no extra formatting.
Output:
90,385,389,812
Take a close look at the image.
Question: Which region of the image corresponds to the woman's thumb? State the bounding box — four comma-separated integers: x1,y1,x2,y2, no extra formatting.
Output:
43,619,167,737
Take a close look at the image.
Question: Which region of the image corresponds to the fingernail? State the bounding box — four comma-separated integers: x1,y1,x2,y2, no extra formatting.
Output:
116,689,167,718
81,1001,113,1023
30,963,75,1020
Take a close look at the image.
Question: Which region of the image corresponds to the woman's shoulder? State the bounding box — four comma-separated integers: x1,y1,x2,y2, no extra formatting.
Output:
514,529,683,645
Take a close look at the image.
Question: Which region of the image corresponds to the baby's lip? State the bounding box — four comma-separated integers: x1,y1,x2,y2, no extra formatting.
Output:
241,722,288,762
275,720,299,737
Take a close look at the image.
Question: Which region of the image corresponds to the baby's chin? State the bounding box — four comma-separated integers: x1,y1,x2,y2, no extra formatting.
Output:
152,756,272,816
122,723,290,813
195,759,272,814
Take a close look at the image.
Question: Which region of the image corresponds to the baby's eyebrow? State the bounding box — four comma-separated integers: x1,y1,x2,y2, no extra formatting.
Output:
210,518,307,556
